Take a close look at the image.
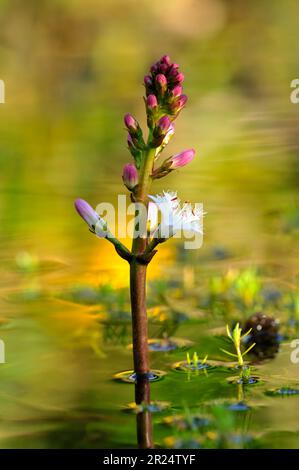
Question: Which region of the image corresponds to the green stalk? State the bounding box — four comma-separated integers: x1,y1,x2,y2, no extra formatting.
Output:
236,344,244,367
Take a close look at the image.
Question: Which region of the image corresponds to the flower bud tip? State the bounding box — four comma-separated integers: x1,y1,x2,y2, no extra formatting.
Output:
122,163,138,191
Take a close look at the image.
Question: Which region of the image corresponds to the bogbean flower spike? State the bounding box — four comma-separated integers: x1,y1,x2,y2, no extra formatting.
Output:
74,55,202,387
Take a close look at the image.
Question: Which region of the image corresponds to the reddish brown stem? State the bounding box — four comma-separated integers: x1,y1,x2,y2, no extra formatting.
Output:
129,145,155,410
130,258,149,377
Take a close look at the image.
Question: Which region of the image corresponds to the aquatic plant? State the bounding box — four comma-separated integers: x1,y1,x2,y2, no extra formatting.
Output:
172,351,211,377
231,268,262,309
208,405,256,449
186,352,208,369
163,405,256,449
74,56,201,391
221,323,256,383
221,323,255,367
203,268,264,319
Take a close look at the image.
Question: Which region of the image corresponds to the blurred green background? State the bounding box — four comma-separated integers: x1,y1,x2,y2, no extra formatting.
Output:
1,0,299,449
0,0,299,274
0,0,298,270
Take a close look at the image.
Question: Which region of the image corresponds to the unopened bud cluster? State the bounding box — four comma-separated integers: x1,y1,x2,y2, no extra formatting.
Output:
144,55,187,120
122,55,195,192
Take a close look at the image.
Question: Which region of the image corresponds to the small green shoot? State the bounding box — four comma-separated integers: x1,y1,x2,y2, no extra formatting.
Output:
220,323,256,367
186,352,208,370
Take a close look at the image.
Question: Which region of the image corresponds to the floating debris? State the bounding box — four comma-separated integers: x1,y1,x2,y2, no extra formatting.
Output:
244,313,280,359
245,313,279,343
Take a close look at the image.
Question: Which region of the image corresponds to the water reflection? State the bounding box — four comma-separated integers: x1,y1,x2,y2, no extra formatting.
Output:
135,375,153,449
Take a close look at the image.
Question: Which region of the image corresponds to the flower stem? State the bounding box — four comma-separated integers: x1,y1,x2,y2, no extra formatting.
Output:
130,259,149,376
106,232,132,261
130,145,156,381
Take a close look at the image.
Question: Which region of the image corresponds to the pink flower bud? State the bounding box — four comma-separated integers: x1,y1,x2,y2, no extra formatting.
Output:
152,115,173,147
175,72,184,84
168,149,195,169
178,94,188,109
155,74,167,93
74,198,99,229
163,123,175,145
144,75,152,87
160,55,171,66
122,163,138,190
157,115,172,134
159,63,168,74
150,63,158,74
168,65,180,78
124,113,138,132
171,85,183,98
147,94,158,109
127,133,134,148
171,94,188,114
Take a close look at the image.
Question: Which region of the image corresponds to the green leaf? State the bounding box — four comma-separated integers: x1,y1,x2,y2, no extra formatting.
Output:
220,348,238,358
241,328,252,339
233,323,241,343
226,324,232,340
243,342,256,356
202,355,208,364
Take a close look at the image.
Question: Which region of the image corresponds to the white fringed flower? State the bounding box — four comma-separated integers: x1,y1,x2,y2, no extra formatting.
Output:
148,191,204,239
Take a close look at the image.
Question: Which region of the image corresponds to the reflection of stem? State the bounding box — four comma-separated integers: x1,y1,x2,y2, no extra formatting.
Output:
237,382,244,402
242,408,252,436
136,412,153,449
135,376,154,449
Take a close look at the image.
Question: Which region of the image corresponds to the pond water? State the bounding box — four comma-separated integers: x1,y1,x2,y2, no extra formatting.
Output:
1,0,299,449
1,207,299,448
